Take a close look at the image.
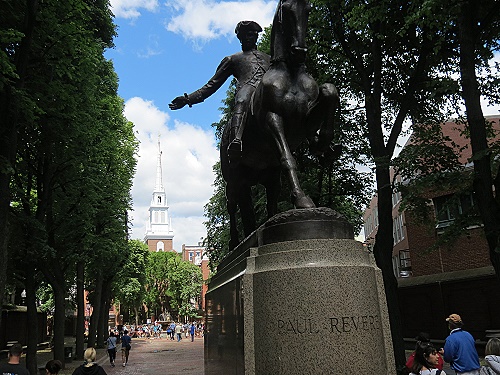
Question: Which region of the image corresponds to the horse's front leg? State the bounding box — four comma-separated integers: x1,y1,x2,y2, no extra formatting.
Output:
237,184,256,237
307,83,342,166
266,112,315,209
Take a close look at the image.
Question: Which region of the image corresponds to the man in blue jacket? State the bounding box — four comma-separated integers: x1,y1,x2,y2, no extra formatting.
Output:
443,313,480,375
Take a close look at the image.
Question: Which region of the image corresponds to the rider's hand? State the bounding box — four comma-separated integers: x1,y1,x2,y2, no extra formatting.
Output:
169,95,188,110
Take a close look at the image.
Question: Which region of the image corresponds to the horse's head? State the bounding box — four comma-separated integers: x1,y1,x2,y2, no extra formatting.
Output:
277,0,311,64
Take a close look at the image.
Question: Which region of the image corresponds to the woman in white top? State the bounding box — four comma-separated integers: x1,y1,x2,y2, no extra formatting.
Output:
409,342,443,375
481,338,500,374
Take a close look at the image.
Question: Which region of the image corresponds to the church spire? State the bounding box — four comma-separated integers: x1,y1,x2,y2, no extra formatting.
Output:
155,135,164,192
144,135,174,252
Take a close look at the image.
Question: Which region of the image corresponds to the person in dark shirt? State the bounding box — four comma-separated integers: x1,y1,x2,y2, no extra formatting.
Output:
71,347,107,375
0,343,30,375
120,330,132,367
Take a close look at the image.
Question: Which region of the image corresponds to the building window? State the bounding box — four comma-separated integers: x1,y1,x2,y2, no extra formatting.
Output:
392,249,411,278
392,190,401,207
433,192,475,229
161,211,165,223
364,206,379,238
189,252,194,261
393,214,405,245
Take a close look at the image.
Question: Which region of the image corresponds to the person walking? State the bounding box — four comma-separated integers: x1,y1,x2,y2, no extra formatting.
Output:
169,322,176,340
175,322,182,342
443,313,480,375
0,343,30,375
106,331,117,367
71,347,107,375
120,329,132,367
45,360,62,375
480,338,500,374
190,323,196,342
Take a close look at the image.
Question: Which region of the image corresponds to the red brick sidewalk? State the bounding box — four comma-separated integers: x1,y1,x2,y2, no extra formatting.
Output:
2,336,204,375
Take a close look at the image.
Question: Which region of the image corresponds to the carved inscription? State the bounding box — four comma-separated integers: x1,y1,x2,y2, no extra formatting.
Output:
276,315,380,334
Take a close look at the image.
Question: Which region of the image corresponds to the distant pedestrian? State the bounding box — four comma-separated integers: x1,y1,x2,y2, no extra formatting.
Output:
106,331,117,367
409,341,443,375
175,323,182,342
45,360,63,375
121,329,132,367
406,332,444,371
0,344,30,375
71,347,107,375
190,323,196,342
443,313,480,374
480,338,500,374
169,322,176,340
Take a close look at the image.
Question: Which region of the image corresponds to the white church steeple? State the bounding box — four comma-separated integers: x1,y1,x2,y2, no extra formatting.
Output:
144,136,174,252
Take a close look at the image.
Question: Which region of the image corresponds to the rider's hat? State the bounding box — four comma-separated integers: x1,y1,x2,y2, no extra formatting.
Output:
235,21,263,39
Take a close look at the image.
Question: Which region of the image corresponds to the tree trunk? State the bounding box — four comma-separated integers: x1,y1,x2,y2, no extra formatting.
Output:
25,265,39,375
87,272,103,348
75,261,85,360
97,282,111,348
373,164,406,372
52,283,66,367
458,0,500,282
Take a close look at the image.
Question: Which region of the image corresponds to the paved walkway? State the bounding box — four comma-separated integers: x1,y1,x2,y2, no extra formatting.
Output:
2,336,204,375
101,336,204,375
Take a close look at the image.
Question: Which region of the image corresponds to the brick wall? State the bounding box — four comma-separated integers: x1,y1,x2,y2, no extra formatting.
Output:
405,213,491,276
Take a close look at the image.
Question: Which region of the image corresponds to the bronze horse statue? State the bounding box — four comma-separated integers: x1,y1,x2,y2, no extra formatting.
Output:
221,0,340,250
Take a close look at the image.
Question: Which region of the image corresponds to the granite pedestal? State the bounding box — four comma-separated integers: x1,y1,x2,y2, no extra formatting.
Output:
204,208,395,374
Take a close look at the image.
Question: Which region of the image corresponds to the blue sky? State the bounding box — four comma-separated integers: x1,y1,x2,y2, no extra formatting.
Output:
105,0,277,249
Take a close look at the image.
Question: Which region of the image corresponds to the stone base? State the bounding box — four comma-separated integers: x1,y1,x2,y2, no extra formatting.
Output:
204,209,395,374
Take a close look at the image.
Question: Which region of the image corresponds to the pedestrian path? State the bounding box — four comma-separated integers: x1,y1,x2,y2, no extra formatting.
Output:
1,336,204,375
98,337,204,375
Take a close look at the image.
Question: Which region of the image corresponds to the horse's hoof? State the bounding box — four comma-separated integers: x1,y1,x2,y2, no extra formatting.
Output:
294,195,316,208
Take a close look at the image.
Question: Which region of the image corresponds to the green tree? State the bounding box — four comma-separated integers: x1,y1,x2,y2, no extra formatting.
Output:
394,0,500,283
306,0,461,371
145,252,203,321
114,240,149,326
1,0,136,365
145,251,178,318
166,257,203,319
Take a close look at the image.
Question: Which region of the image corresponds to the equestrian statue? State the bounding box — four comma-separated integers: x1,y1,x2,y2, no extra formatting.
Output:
170,0,341,250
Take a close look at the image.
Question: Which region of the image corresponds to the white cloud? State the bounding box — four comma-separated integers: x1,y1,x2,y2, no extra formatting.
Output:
165,0,276,41
110,0,159,19
124,97,219,250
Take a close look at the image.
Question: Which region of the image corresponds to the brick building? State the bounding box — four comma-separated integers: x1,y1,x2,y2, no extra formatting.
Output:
363,116,500,343
182,244,210,314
